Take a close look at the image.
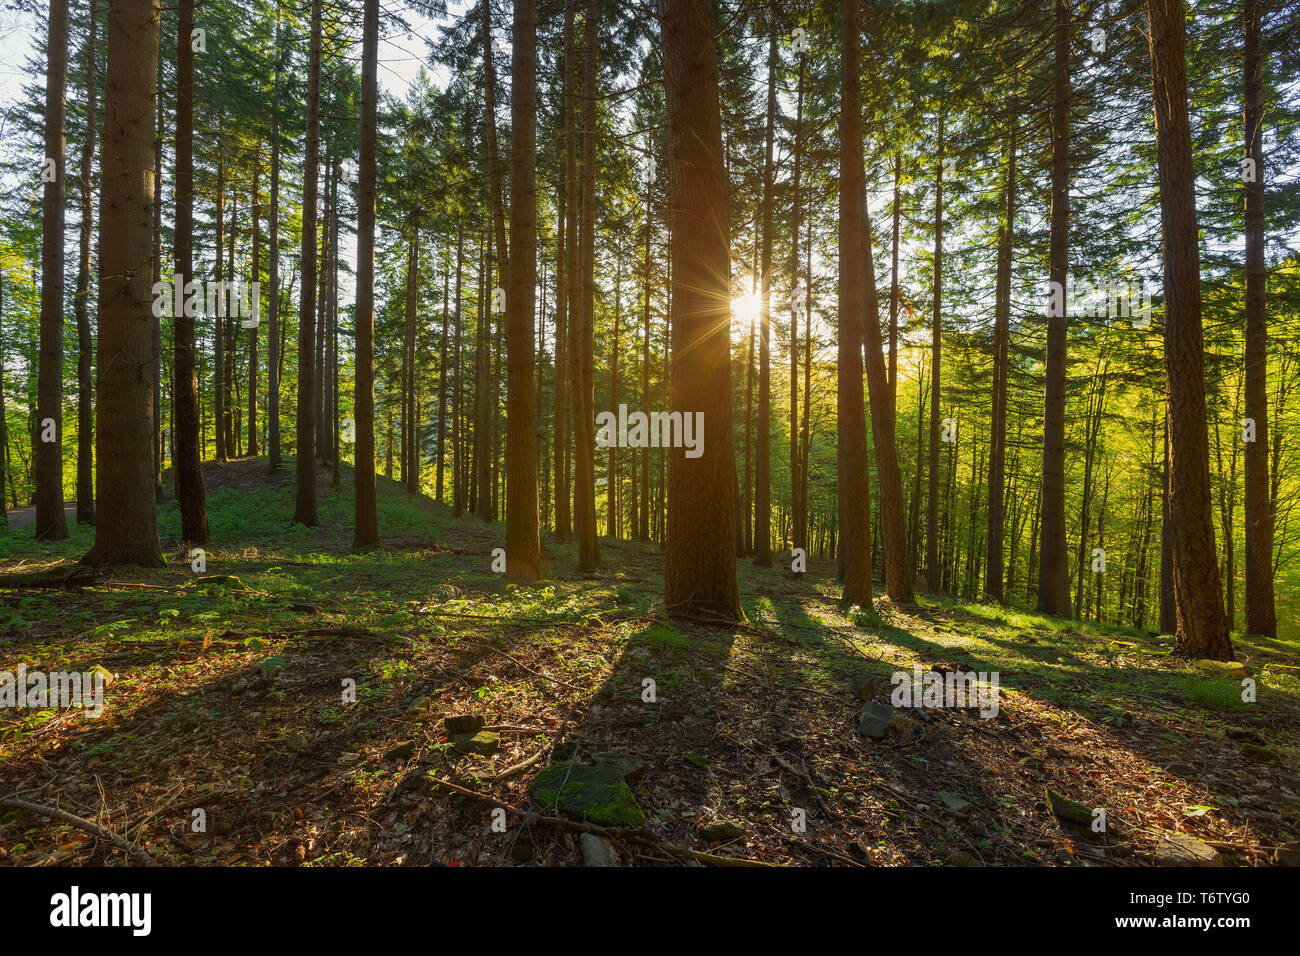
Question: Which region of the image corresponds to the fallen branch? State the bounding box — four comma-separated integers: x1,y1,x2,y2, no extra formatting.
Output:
0,566,102,589
0,796,160,867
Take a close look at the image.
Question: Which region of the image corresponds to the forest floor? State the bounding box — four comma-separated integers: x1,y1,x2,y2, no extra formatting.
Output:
2,456,1298,867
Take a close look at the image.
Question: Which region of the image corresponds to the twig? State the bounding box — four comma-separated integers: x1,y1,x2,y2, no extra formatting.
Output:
0,796,160,867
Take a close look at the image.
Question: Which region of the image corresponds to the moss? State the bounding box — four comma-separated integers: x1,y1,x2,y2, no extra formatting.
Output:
530,764,645,828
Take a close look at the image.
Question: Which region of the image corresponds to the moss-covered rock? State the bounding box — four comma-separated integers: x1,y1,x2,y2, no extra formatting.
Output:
452,730,500,755
1045,788,1095,827
529,759,646,828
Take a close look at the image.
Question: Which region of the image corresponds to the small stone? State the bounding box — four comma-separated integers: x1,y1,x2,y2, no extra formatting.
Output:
1165,762,1196,777
1019,757,1045,771
593,752,647,785
857,702,894,738
1045,789,1095,827
1225,727,1261,742
849,673,879,701
385,740,417,761
580,833,617,867
701,820,746,844
1152,832,1223,866
405,696,434,716
530,760,645,827
444,714,485,735
945,850,979,866
1056,848,1076,865
1241,743,1280,763
453,730,500,755
940,792,972,816
338,752,361,765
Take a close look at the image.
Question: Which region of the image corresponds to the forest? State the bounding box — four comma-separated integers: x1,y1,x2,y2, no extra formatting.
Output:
0,0,1298,877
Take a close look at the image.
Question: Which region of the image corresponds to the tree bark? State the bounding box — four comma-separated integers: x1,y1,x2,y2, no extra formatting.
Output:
293,0,322,526
353,0,379,545
986,133,1015,603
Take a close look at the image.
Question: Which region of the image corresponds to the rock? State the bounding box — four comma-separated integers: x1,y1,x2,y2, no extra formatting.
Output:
1152,832,1222,866
529,760,646,827
1045,789,1095,827
1194,659,1248,680
890,713,925,745
385,740,417,762
1056,848,1076,866
405,696,436,719
940,792,972,816
509,842,533,863
592,751,647,785
849,673,880,701
1275,842,1300,867
1241,743,1280,763
337,752,361,765
945,850,979,866
700,820,746,844
580,833,617,867
1019,757,1045,771
857,702,894,738
1225,727,1261,742
452,730,500,755
1110,844,1134,859
1165,762,1196,777
444,714,485,735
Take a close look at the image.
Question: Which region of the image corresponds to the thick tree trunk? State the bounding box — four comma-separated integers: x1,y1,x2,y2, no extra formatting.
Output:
1147,0,1233,659
1242,0,1276,637
505,0,542,581
661,0,739,620
926,116,943,592
35,0,70,542
754,27,776,567
986,134,1015,603
83,0,163,566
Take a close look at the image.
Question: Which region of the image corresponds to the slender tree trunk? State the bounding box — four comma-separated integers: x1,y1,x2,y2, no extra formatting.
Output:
837,0,873,608
248,150,260,456
74,1,98,525
1147,0,1233,659
83,0,163,566
35,0,70,541
661,0,739,619
172,0,207,544
1242,0,1276,637
353,0,379,544
754,25,776,567
266,5,282,472
986,133,1015,603
1037,0,1073,615
926,116,944,591
293,0,322,526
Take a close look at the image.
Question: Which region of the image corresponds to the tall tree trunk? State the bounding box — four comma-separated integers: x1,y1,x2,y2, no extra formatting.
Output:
926,115,943,592
293,0,322,526
754,25,776,567
986,133,1015,602
837,0,873,608
75,0,98,525
452,222,465,515
572,0,600,571
1242,0,1276,637
661,0,739,619
152,73,163,501
266,4,282,472
248,149,260,456
437,243,450,501
214,152,227,463
35,0,70,541
1146,0,1233,659
790,50,805,555
172,0,207,544
1037,0,1072,616
353,0,379,545
83,0,163,566
505,0,542,581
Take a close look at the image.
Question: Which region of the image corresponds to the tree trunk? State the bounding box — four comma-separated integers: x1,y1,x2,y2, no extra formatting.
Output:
754,26,776,567
1242,0,1276,637
83,0,163,566
293,0,322,526
266,4,282,472
75,1,98,525
505,0,542,581
1037,0,1072,616
926,115,943,592
353,0,379,545
35,0,70,541
985,134,1015,602
661,0,740,620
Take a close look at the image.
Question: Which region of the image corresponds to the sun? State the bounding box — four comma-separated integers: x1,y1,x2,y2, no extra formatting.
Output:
732,289,762,325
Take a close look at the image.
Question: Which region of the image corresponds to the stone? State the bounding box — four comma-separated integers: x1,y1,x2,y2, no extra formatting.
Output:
940,792,972,816
701,820,746,844
1241,743,1280,763
452,730,500,755
1110,844,1134,860
405,696,436,719
580,833,617,867
1019,757,1045,771
444,714,485,735
1225,727,1261,742
857,701,895,738
849,673,880,701
530,760,646,828
1165,762,1196,777
592,751,647,785
1056,848,1076,866
385,740,417,761
1194,659,1248,680
945,850,979,866
1152,832,1222,866
1045,789,1095,827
